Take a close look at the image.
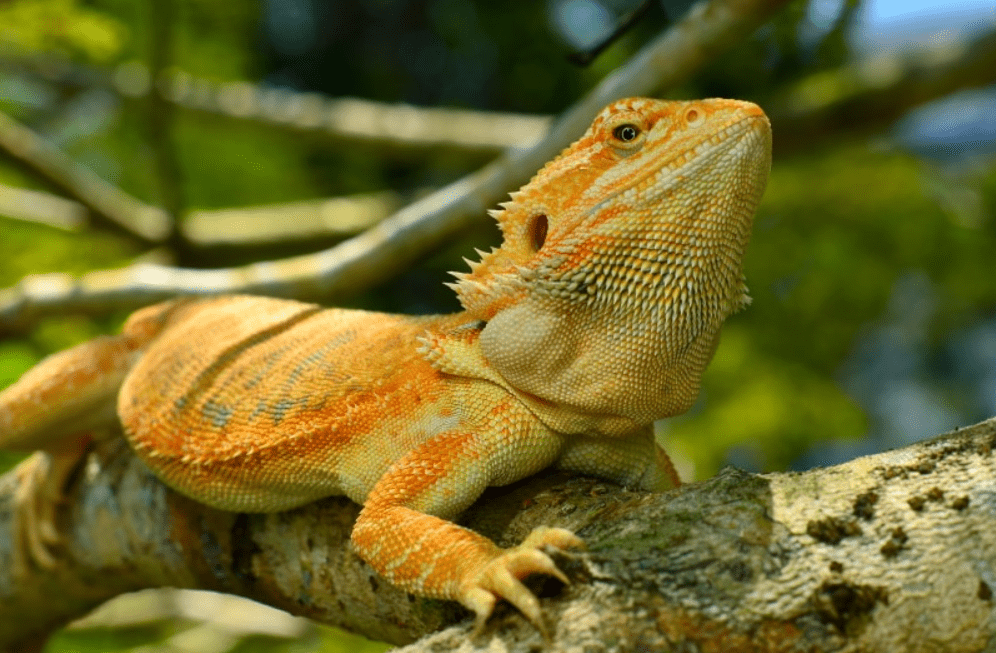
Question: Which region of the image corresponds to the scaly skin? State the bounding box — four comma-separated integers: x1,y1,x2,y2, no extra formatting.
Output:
0,97,771,632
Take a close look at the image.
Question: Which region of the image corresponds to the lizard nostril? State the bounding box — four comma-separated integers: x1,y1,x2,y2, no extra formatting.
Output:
529,215,548,252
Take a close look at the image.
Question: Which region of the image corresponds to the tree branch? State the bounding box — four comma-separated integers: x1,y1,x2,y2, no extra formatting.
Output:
0,110,170,244
770,26,996,156
0,182,86,231
2,418,994,652
2,56,552,155
181,191,401,247
166,78,552,154
0,0,794,333
0,184,399,246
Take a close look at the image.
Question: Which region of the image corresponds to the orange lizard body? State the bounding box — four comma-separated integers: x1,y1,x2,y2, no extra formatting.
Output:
0,97,771,631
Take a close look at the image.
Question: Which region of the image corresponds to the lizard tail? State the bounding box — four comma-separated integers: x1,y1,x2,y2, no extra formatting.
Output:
0,300,182,451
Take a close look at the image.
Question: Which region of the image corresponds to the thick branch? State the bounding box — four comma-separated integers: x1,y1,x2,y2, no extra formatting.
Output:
0,0,793,333
2,419,995,652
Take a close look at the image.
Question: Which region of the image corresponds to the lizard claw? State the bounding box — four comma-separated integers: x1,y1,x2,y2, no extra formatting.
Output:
463,526,584,636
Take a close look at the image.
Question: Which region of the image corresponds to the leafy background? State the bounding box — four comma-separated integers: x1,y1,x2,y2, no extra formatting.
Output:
0,0,994,650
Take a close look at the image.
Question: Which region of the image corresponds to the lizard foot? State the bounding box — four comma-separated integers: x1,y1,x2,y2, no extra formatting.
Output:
462,526,584,636
10,441,87,575
12,452,62,572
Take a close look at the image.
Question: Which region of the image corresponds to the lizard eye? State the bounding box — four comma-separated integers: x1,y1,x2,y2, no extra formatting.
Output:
528,214,548,252
612,124,640,142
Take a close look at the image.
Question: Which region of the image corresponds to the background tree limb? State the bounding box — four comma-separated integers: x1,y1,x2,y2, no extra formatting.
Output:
1,56,553,154
771,26,996,156
0,109,170,244
4,23,993,249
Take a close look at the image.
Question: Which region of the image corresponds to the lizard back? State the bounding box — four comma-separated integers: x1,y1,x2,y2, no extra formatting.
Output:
119,295,465,511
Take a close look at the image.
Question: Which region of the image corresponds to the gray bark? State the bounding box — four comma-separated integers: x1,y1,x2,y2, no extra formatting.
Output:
2,418,995,652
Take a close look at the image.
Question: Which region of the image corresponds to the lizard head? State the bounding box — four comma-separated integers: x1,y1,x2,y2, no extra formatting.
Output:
451,98,772,427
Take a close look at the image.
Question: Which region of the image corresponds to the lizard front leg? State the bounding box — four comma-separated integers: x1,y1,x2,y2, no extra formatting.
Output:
350,421,579,633
555,426,681,492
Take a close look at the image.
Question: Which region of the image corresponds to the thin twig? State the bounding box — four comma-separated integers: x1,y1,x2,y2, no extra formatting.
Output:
0,109,170,243
567,0,661,67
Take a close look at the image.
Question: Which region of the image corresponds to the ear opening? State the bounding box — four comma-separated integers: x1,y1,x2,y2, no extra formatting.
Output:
529,214,548,252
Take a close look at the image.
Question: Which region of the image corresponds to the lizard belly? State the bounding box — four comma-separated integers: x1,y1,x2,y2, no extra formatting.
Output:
117,296,466,513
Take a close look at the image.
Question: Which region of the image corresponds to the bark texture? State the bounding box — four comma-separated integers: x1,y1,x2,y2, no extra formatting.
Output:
2,419,995,652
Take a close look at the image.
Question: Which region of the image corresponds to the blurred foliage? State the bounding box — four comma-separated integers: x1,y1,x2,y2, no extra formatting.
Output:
0,0,127,62
41,617,390,653
43,624,173,652
1,0,995,649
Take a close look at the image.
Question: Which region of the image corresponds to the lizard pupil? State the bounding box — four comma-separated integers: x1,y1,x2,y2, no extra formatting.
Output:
613,124,639,142
529,214,548,252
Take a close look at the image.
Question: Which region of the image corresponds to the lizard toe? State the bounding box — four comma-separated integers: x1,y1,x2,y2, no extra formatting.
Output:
462,526,583,635
9,442,87,573
520,526,584,552
12,452,60,572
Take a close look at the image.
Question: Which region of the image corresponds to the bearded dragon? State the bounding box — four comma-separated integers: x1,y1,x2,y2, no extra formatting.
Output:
0,97,771,633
